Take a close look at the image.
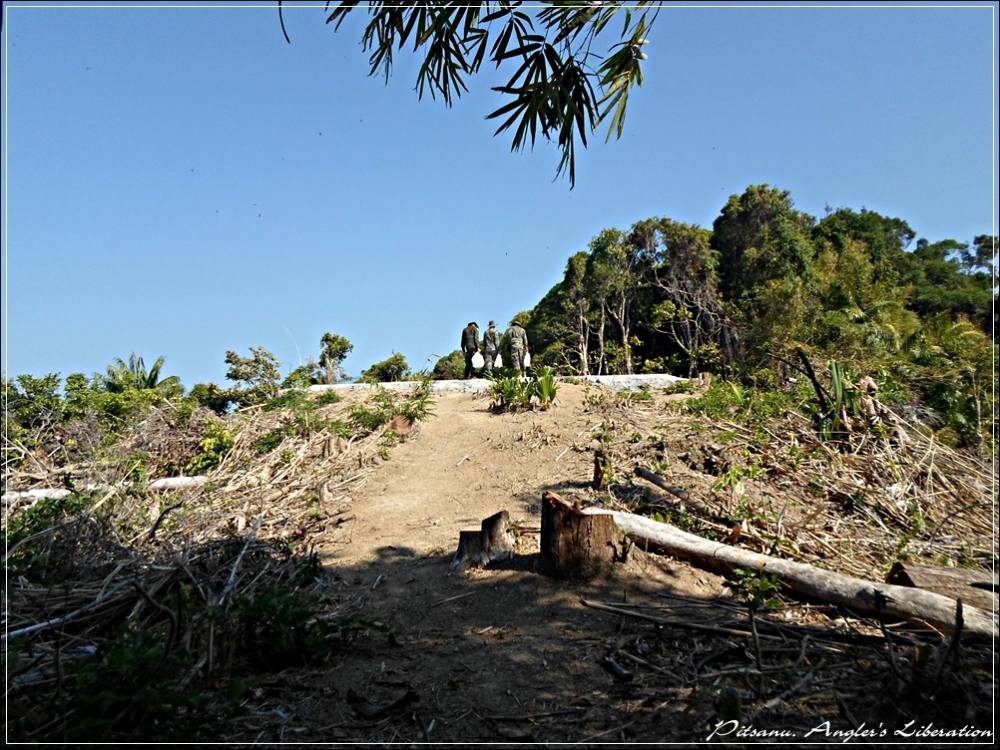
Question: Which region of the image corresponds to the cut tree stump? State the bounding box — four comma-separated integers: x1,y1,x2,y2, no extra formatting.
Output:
451,510,515,572
593,450,610,491
541,491,618,580
886,562,998,613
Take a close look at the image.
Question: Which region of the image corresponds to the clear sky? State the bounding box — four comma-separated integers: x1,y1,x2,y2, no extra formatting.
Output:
2,2,997,386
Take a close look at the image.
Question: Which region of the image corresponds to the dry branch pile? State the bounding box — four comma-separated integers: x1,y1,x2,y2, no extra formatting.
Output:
578,386,995,582
4,385,433,741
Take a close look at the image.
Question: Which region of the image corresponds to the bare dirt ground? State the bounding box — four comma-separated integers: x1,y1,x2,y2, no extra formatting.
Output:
266,385,734,743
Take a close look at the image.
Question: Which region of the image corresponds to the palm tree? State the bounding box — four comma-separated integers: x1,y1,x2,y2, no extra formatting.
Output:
100,353,182,396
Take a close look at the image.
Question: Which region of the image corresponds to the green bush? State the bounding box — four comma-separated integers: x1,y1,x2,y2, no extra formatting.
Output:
534,367,558,409
360,353,410,383
314,391,342,407
431,350,466,380
185,422,234,474
185,383,235,415
489,375,535,412
253,427,290,454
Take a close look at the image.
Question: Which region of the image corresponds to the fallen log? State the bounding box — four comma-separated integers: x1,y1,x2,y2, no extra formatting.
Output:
886,562,997,614
2,476,210,507
633,466,735,526
552,495,997,638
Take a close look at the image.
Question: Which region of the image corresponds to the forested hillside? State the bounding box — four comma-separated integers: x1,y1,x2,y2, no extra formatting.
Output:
521,184,994,448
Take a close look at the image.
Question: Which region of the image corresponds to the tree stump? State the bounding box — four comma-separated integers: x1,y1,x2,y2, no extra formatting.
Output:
451,510,515,572
541,491,618,580
593,450,610,490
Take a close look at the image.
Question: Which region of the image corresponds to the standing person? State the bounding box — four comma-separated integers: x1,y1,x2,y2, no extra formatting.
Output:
461,321,480,379
481,320,501,376
505,319,529,377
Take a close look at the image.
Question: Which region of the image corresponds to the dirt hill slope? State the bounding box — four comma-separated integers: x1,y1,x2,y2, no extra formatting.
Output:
302,385,731,743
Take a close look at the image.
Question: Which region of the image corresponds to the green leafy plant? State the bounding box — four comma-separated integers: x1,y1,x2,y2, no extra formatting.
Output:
534,366,558,408
326,3,660,187
488,375,534,412
185,422,234,474
733,567,783,613
253,427,289,455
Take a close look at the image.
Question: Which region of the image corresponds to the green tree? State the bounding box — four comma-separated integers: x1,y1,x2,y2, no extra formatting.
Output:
904,314,995,449
360,353,410,383
322,2,659,187
905,238,992,330
809,238,919,361
712,184,816,302
632,217,730,376
319,332,354,384
98,354,182,398
224,347,281,405
586,228,640,374
281,361,322,388
813,207,915,283
963,234,997,273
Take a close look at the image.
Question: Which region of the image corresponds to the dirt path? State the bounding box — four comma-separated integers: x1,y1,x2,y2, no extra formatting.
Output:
321,386,597,565
301,385,730,742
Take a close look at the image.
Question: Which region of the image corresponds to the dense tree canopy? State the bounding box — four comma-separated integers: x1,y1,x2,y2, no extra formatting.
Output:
521,183,995,446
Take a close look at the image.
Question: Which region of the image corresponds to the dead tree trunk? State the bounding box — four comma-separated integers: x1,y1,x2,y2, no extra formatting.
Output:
887,562,998,614
590,504,997,638
451,510,515,572
541,491,618,580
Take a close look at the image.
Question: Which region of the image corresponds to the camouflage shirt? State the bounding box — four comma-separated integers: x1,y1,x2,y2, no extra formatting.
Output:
482,325,501,353
506,324,528,351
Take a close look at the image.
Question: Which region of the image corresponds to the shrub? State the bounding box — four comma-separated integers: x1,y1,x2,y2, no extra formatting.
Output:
431,350,466,380
534,367,558,409
360,353,410,383
186,383,235,415
185,422,234,474
488,375,535,412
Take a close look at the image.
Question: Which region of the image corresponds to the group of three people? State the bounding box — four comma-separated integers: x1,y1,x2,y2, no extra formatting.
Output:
461,320,529,379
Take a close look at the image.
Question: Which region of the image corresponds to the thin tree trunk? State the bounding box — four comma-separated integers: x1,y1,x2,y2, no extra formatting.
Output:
596,305,607,376
576,308,590,375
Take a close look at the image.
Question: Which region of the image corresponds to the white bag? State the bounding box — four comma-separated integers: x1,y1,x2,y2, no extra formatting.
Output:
471,351,485,368
495,353,503,368
524,352,531,368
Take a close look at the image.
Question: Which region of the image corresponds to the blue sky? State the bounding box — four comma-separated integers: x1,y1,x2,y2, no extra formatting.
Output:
2,2,997,386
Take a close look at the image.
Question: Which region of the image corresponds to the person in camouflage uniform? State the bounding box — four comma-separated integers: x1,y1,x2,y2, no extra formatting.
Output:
505,320,529,377
461,321,480,379
481,320,501,376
